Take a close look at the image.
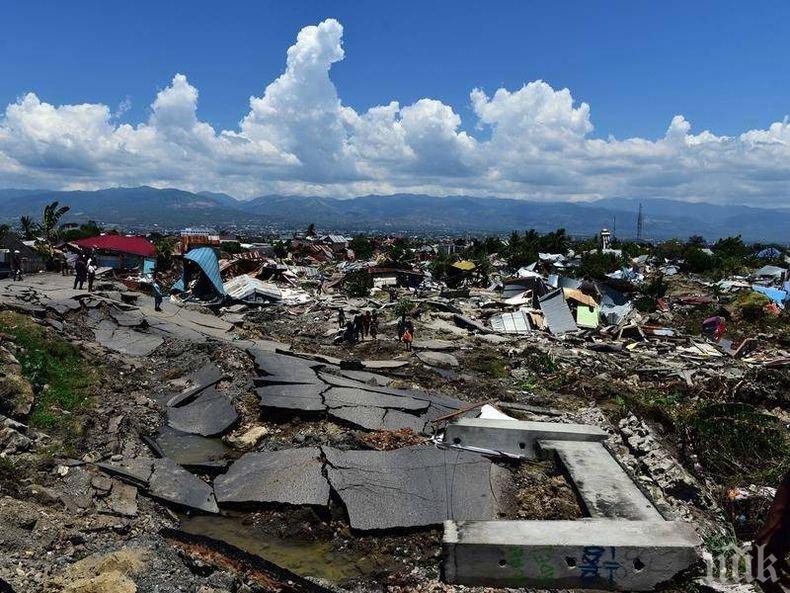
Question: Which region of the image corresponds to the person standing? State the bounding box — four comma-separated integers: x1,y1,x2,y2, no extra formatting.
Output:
370,311,379,340
353,314,364,342
87,257,97,292
73,256,87,290
337,308,346,329
11,251,22,281
152,274,163,312
362,311,371,339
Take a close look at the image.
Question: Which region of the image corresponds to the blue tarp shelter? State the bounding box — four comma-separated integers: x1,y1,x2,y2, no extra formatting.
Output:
756,247,782,259
752,284,787,308
172,247,226,300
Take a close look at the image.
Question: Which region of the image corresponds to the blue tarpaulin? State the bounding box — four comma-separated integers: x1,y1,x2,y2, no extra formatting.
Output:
172,247,225,298
752,284,787,308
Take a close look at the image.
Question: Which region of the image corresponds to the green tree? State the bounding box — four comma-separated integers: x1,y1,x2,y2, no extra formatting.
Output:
149,234,177,271
41,201,70,244
345,269,373,297
19,216,38,240
272,240,290,259
349,235,374,259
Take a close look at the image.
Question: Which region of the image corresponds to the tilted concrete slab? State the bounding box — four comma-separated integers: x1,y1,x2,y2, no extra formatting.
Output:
167,386,238,437
328,405,427,433
97,457,218,514
443,418,608,458
214,448,330,507
323,445,513,531
165,364,225,407
539,440,663,521
256,383,326,412
443,519,701,590
324,387,429,412
248,349,320,384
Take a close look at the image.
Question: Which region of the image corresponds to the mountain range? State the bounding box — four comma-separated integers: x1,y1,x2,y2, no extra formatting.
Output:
0,187,787,243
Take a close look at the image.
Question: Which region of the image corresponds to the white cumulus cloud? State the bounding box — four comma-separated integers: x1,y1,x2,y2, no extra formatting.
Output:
1,17,789,207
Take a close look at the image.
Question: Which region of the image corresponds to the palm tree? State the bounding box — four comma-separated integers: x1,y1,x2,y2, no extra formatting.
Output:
35,201,70,266
41,201,70,244
19,216,38,240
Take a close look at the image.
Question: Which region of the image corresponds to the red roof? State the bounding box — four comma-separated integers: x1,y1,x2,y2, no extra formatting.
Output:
73,235,156,258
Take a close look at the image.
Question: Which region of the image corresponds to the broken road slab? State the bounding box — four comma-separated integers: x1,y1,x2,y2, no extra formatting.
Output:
443,519,701,590
323,445,512,531
256,383,326,412
323,387,429,412
167,386,238,436
214,448,330,507
416,350,460,368
97,457,218,513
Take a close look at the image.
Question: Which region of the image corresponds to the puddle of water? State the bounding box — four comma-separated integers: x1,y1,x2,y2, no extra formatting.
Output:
156,427,229,465
180,515,391,584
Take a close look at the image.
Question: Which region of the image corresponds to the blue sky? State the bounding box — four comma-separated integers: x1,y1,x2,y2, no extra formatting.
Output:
2,0,787,140
1,1,789,205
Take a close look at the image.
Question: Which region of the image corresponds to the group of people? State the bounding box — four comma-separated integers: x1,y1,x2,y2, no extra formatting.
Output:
337,308,415,351
339,309,379,343
72,253,98,291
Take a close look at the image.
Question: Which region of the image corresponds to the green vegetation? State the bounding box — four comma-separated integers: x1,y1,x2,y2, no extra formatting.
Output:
60,219,102,242
349,235,374,259
0,312,98,449
611,386,789,485
682,402,789,485
344,269,373,297
393,298,416,317
466,351,510,379
149,234,177,271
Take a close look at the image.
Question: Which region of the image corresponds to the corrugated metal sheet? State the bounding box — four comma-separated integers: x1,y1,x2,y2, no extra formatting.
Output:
184,247,226,297
538,288,578,335
490,310,532,334
224,274,282,302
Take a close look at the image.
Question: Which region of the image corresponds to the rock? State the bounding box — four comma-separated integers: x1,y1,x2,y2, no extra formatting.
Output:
227,425,271,449
59,549,147,593
416,351,460,369
0,373,34,419
0,425,32,454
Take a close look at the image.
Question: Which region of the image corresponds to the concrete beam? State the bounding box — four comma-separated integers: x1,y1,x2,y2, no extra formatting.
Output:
539,439,663,521
443,519,701,590
443,418,607,458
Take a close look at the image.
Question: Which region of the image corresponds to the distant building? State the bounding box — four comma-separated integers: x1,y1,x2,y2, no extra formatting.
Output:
600,228,611,250
180,227,220,253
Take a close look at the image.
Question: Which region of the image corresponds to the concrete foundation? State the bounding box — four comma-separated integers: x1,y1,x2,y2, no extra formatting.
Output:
443,519,701,590
539,439,663,521
443,418,607,458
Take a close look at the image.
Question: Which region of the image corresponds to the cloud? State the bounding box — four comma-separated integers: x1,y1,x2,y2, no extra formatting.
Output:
0,18,789,207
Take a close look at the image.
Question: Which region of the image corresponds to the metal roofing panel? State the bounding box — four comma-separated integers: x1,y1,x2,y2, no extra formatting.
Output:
538,288,578,335
490,310,532,334
184,247,226,297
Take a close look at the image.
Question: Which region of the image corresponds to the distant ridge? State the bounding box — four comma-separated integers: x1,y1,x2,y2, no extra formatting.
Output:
0,187,787,242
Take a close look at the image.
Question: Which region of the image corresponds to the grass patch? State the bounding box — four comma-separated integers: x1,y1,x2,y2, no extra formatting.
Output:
0,311,98,447
614,388,686,427
680,402,789,486
465,351,510,379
